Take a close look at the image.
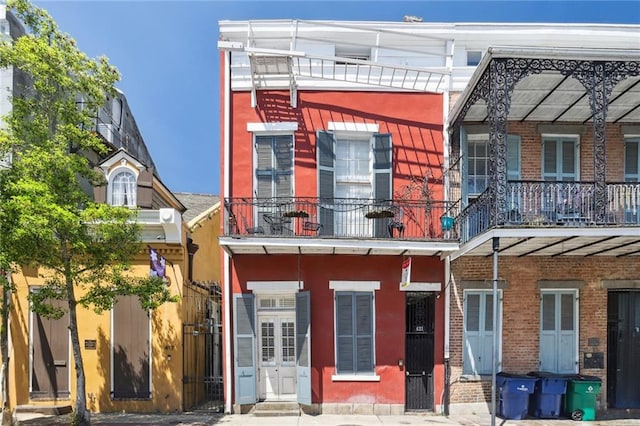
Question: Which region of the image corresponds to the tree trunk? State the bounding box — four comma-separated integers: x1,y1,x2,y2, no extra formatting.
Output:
66,274,89,426
0,284,11,426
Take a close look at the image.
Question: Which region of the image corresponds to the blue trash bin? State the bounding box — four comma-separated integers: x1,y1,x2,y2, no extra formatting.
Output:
496,372,538,420
528,372,568,418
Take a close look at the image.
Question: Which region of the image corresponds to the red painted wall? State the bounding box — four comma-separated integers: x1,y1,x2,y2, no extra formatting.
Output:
228,90,444,200
232,254,445,406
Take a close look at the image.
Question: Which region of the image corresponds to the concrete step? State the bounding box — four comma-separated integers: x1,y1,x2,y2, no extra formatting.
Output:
251,401,300,417
14,405,72,416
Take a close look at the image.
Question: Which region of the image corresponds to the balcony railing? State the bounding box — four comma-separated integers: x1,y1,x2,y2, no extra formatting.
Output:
223,197,457,241
458,181,640,243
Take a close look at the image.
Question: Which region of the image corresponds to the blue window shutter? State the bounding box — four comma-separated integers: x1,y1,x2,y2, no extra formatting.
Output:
317,131,335,235
296,292,311,405
507,135,521,181
335,292,354,374
463,293,481,375
234,294,256,404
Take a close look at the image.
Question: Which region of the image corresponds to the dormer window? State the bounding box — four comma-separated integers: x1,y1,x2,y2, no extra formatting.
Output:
109,169,137,207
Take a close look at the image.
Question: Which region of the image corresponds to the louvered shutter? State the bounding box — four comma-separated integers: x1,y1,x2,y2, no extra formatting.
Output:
317,131,335,235
463,293,481,375
335,292,354,374
137,167,153,208
296,292,311,405
94,167,107,204
234,294,256,404
355,293,374,373
373,133,392,237
255,136,273,199
274,135,293,198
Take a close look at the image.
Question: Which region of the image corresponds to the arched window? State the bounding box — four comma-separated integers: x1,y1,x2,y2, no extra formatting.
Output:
109,170,137,207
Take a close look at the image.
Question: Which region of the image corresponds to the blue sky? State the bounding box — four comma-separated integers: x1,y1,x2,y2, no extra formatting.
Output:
33,1,640,195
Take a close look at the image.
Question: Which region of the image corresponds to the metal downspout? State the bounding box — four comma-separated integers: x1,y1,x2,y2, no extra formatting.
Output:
223,50,232,414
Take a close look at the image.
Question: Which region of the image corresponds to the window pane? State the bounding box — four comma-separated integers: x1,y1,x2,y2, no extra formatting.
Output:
625,141,639,177
466,294,480,332
561,294,574,331
484,294,494,332
261,321,275,363
562,141,575,175
111,171,137,207
542,293,555,331
543,140,557,175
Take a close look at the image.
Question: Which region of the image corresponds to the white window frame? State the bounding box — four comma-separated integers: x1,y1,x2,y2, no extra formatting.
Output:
329,280,380,382
107,166,138,207
467,134,490,198
462,289,503,379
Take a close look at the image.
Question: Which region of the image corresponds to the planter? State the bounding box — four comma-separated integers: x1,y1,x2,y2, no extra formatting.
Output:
282,210,309,218
365,210,395,219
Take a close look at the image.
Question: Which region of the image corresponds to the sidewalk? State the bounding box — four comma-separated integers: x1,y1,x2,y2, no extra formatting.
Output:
14,411,640,426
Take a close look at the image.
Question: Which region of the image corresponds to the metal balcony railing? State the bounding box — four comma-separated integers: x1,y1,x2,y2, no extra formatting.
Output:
458,181,640,243
223,197,458,241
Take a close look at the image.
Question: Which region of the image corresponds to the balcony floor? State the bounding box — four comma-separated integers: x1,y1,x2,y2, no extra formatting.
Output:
452,225,640,259
220,235,459,257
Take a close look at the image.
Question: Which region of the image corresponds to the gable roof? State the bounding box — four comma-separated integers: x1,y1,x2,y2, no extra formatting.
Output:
175,193,220,224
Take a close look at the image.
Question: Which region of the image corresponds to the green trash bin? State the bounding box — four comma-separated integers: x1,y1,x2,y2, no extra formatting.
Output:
563,375,602,421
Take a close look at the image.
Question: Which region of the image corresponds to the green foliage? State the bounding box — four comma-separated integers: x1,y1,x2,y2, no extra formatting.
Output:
0,1,177,421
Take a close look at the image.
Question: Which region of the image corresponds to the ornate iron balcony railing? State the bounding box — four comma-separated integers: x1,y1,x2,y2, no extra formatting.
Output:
223,197,457,241
458,181,640,243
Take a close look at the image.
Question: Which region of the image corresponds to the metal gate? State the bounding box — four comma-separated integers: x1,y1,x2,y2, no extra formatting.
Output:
607,290,640,409
405,292,435,411
183,282,223,411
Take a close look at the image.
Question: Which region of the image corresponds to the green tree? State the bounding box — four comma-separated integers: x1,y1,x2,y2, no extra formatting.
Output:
0,1,176,424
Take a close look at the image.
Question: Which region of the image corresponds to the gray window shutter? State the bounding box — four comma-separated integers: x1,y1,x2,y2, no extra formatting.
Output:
540,291,576,374
355,293,373,373
460,127,469,205
335,292,354,374
317,131,335,235
274,135,293,198
558,292,576,374
137,167,153,208
93,167,107,203
480,294,495,374
234,294,256,404
255,136,274,199
296,292,311,405
373,133,392,237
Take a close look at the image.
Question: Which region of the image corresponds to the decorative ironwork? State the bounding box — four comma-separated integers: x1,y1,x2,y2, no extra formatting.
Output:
453,54,640,231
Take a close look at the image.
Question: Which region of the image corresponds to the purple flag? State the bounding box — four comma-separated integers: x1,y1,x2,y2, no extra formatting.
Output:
149,247,166,279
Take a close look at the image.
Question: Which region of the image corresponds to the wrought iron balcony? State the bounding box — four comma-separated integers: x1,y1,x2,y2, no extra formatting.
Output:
458,181,640,243
223,197,457,241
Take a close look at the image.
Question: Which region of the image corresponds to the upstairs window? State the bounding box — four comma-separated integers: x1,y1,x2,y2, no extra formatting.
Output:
467,51,483,66
109,170,137,207
542,136,578,181
624,138,639,182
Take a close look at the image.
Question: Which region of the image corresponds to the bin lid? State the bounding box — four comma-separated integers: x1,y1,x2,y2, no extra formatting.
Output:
527,371,565,378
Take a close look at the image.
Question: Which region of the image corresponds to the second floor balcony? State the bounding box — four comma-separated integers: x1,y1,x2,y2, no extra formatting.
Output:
458,181,640,244
220,197,459,257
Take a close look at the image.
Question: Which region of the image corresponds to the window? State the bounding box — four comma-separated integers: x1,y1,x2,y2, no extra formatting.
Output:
330,280,379,380
543,137,578,181
317,128,391,237
463,290,501,376
254,134,293,199
467,50,483,66
109,169,137,207
335,292,374,375
465,134,521,198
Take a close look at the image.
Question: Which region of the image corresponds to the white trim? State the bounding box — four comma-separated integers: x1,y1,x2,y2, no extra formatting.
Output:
247,281,303,293
399,281,441,292
223,50,233,415
247,122,298,132
331,374,381,382
329,280,380,291
328,122,379,133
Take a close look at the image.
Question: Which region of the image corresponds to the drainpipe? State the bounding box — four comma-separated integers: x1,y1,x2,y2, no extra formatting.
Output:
223,49,232,415
442,38,454,417
491,237,499,426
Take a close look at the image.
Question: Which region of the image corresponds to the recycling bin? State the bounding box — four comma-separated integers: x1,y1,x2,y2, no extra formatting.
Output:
527,371,568,419
563,375,602,421
495,372,538,420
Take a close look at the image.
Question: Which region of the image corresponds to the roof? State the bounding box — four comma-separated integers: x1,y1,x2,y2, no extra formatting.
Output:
175,193,220,224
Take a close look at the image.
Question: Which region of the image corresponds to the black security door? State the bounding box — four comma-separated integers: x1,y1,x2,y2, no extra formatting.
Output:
405,293,434,411
607,291,640,408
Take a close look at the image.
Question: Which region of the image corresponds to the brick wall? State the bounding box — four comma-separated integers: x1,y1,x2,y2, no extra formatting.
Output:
448,255,639,410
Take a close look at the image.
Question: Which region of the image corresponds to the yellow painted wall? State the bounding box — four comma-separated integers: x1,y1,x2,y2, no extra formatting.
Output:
8,245,187,413
190,206,221,285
